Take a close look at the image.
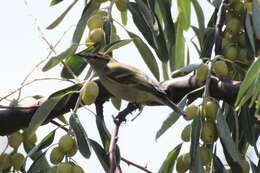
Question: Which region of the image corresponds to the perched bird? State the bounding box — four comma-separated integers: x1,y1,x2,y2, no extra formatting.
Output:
80,53,187,117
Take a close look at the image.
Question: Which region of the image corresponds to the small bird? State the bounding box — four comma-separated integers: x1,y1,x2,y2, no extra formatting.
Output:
80,53,187,117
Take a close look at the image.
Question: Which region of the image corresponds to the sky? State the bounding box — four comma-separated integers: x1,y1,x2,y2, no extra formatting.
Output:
1,1,257,173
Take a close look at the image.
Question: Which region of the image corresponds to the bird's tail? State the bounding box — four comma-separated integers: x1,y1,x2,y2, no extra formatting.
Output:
160,96,187,118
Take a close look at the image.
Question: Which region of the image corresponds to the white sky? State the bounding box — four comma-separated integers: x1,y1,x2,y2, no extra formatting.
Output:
2,1,257,173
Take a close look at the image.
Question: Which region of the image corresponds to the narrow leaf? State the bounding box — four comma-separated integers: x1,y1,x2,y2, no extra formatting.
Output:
235,58,260,106
70,113,91,158
191,0,205,30
157,143,182,173
111,97,121,110
128,31,160,80
155,96,187,140
245,13,256,55
47,0,78,29
121,10,128,26
50,0,64,6
89,139,109,172
177,0,191,30
252,0,260,40
171,63,201,77
174,17,185,69
104,39,132,54
27,97,61,138
27,151,49,173
213,154,226,173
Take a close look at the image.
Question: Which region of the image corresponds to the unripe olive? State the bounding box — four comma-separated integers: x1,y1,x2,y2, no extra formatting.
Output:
222,38,233,49
239,32,246,47
58,135,75,154
203,100,219,121
11,153,25,170
8,131,23,150
88,28,105,43
176,153,190,173
23,131,37,145
115,0,128,11
50,147,65,164
212,60,228,77
226,17,241,35
181,124,191,142
0,154,11,170
201,121,218,144
238,48,248,61
56,162,73,173
72,165,85,173
87,15,104,31
224,45,238,60
184,104,199,120
199,147,212,166
231,1,244,15
81,81,99,105
66,140,78,157
195,64,208,82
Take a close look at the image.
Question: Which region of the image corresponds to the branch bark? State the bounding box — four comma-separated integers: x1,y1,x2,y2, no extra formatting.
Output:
0,75,240,136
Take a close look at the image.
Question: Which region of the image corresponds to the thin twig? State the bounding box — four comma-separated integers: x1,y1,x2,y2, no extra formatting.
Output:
121,157,153,173
109,103,140,173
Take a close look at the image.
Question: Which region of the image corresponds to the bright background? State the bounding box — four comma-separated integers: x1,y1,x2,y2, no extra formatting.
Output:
0,1,256,173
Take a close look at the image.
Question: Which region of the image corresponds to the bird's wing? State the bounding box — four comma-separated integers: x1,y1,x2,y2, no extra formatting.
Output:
105,61,164,96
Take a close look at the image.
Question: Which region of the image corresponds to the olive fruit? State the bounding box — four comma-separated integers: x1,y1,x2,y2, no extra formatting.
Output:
181,124,191,142
225,17,241,35
199,147,212,165
176,153,191,173
231,1,244,15
58,135,75,154
222,38,233,49
224,45,238,60
88,28,105,43
195,64,208,82
72,165,85,173
212,60,228,77
184,104,199,120
201,121,217,144
11,153,25,170
56,162,73,173
115,0,128,11
66,140,78,157
239,32,246,47
238,48,248,61
0,154,11,170
8,131,23,150
203,100,219,121
50,147,65,164
23,131,37,145
81,81,99,105
87,15,104,30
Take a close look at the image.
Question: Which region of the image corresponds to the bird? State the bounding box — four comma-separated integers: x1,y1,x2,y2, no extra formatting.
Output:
79,53,187,117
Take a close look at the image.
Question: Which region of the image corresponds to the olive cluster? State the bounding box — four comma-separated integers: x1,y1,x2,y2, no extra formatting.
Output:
222,0,248,64
48,134,84,173
0,130,37,172
85,10,120,47
175,99,219,172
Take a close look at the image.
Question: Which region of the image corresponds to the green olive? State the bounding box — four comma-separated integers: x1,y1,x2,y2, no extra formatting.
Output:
181,124,191,142
50,147,65,164
72,165,85,173
199,147,212,166
201,121,217,144
195,64,208,82
212,60,229,77
87,15,104,31
224,45,238,60
56,162,73,173
176,153,190,173
81,81,99,105
11,153,25,170
225,17,241,35
203,100,219,121
8,131,23,150
184,104,199,120
88,28,105,43
58,135,75,154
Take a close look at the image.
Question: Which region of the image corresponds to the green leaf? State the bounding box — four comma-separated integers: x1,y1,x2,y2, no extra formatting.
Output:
50,0,64,6
27,151,49,173
235,58,260,107
155,96,187,140
103,19,112,45
27,130,56,158
104,39,132,54
191,0,204,30
177,0,191,30
189,117,202,172
245,13,256,55
89,139,109,172
47,0,78,29
249,159,258,173
200,27,215,59
157,143,182,173
70,113,91,158
128,31,160,80
128,2,155,48
171,63,201,78
121,10,128,26
252,0,260,40
213,154,226,173
43,0,100,71
111,97,121,110
250,75,260,106
26,97,61,138
216,106,241,162
174,17,185,69
61,55,88,79
95,114,111,152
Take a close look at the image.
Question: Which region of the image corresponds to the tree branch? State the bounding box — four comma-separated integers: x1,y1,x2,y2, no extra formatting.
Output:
0,75,241,136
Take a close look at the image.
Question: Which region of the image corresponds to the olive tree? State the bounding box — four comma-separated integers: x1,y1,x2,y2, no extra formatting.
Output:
0,0,259,173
